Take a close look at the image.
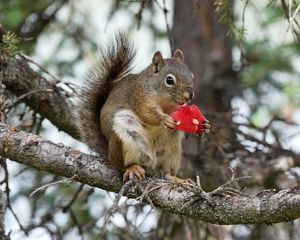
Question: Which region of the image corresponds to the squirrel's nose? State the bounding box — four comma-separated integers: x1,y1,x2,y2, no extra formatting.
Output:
183,91,194,101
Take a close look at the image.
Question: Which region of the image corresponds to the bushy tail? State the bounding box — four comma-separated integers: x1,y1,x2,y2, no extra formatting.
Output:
76,32,136,153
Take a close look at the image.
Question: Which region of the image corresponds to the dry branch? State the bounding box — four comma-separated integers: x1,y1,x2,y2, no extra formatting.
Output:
1,122,300,225
0,56,79,138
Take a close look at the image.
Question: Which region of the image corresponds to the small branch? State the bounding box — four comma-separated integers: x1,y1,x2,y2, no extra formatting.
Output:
281,0,300,41
62,183,84,212
69,208,84,238
6,89,54,110
104,180,134,224
135,0,149,30
239,0,249,66
211,175,251,196
19,54,62,84
155,0,173,54
29,177,75,197
7,205,28,235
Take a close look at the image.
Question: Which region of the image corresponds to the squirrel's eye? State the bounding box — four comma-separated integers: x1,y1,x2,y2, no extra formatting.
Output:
165,74,176,87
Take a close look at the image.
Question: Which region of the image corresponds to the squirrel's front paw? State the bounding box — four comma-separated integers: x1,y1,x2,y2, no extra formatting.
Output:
163,114,177,129
200,119,211,135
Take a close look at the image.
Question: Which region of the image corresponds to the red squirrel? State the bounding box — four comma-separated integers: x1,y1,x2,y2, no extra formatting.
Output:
76,32,210,183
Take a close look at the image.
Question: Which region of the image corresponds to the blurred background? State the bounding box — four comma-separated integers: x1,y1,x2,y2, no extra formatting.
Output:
1,0,300,239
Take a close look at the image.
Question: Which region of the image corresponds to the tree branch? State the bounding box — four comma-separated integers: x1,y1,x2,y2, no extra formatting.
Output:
0,56,79,139
0,190,10,240
1,122,300,225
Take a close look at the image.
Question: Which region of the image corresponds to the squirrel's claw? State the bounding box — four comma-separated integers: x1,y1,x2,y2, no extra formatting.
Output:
123,164,146,182
200,120,211,136
165,174,194,185
164,115,177,129
201,124,210,131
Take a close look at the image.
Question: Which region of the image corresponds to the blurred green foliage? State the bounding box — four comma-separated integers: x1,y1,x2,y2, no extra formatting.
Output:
1,0,53,28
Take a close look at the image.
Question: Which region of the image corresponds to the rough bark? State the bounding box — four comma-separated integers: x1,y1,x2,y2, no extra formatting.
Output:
0,190,9,240
0,56,79,139
1,122,300,225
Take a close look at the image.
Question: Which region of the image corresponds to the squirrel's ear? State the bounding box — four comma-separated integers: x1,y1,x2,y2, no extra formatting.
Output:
173,49,184,62
152,51,164,73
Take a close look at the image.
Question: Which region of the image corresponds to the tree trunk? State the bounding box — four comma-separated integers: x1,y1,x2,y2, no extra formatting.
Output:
173,0,233,112
152,1,237,238
173,0,237,191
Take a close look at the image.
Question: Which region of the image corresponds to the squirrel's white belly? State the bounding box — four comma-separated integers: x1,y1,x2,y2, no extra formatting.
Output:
112,109,183,173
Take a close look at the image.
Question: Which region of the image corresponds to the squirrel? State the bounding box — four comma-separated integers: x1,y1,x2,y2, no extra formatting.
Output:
76,32,210,184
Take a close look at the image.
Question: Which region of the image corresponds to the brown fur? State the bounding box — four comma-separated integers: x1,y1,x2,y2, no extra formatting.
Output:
75,32,136,153
108,132,124,170
77,32,195,180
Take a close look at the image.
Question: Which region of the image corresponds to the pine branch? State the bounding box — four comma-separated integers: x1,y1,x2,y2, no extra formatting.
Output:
0,26,20,59
1,122,300,225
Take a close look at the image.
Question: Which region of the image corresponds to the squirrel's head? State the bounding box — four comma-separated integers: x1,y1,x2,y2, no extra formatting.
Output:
148,49,195,114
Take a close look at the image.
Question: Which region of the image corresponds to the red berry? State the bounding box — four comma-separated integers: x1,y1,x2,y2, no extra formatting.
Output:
171,105,207,134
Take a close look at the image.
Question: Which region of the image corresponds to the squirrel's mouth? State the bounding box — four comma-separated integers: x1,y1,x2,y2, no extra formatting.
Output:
174,101,187,106
172,101,187,112
160,99,186,114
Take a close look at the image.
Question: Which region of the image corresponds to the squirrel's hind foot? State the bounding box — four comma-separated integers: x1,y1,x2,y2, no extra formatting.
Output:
165,174,194,185
123,164,146,182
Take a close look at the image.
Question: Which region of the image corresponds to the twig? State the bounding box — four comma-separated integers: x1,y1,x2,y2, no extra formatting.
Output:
281,0,300,41
137,206,154,228
104,180,134,224
8,205,28,235
179,195,199,211
62,183,85,212
29,179,67,197
1,156,27,236
70,208,84,240
291,4,300,25
211,176,252,196
135,0,149,30
155,0,173,54
196,175,204,192
19,54,62,84
34,116,44,135
266,0,277,8
226,167,235,180
239,0,250,66
288,0,292,21
136,181,170,202
6,89,53,110
29,175,77,197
